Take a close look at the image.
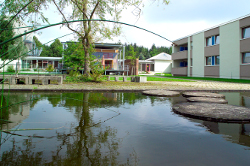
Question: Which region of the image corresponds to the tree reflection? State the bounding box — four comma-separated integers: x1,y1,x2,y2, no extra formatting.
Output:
1,138,44,165
0,92,138,165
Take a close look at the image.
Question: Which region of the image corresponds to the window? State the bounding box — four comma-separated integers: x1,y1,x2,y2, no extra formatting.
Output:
206,35,220,46
215,35,220,44
243,27,250,39
179,61,187,67
206,57,212,65
215,55,220,65
206,56,220,66
242,53,250,64
179,46,188,51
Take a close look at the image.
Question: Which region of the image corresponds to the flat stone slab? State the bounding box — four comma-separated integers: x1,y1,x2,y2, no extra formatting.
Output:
182,92,225,98
186,97,228,104
142,90,180,97
173,102,250,123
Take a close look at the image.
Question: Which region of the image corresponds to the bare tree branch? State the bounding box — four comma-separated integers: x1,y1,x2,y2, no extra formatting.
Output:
70,0,89,19
52,0,82,37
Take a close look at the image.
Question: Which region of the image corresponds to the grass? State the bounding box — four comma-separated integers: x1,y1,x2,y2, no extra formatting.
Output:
108,75,193,82
154,73,250,84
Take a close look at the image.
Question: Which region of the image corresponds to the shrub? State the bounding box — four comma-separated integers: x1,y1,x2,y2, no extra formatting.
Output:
7,66,15,72
69,70,79,77
46,64,54,72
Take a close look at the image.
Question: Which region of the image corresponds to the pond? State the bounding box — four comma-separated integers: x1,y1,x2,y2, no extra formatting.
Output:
1,91,250,165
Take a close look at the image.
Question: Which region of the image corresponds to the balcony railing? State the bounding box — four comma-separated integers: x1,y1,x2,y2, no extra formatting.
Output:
171,67,187,76
172,50,188,60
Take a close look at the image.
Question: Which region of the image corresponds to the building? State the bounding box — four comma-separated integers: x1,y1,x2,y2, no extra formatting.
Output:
62,42,129,75
0,20,44,72
139,52,172,74
171,14,250,79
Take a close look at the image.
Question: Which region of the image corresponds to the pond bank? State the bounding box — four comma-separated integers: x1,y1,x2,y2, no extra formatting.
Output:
2,80,250,91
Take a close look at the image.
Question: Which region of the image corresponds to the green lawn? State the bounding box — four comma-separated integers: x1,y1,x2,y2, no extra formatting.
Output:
154,73,250,84
108,76,193,82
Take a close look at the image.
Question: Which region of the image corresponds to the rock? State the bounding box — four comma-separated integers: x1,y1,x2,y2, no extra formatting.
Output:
172,102,250,123
142,90,180,97
186,97,228,104
182,92,225,98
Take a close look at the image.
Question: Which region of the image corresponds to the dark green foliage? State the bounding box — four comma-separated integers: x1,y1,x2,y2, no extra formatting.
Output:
34,36,63,57
63,41,85,70
39,45,51,57
0,15,15,60
50,39,63,57
33,36,43,49
123,43,172,60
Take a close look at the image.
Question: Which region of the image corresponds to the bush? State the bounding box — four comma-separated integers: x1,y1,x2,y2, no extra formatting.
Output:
46,64,54,72
7,66,15,72
69,70,79,77
64,75,92,83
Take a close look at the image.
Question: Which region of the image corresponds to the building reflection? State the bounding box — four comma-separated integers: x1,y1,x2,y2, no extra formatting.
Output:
1,93,32,130
169,92,250,148
202,121,250,147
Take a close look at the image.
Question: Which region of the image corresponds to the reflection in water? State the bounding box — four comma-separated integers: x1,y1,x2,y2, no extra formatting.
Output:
0,92,141,165
201,121,250,147
1,92,250,165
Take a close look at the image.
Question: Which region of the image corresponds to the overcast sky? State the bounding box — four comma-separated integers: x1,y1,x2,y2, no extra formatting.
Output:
32,0,250,48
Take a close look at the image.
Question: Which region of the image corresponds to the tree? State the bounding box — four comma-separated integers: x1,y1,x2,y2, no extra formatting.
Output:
0,15,15,59
2,0,169,77
50,38,63,57
63,41,85,70
0,15,28,70
39,45,51,57
33,36,43,49
149,43,157,57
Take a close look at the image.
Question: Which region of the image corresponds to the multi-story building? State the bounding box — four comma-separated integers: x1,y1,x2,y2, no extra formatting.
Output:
172,14,250,79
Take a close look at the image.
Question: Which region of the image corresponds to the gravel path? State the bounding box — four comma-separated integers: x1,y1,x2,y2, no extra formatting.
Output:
2,80,250,91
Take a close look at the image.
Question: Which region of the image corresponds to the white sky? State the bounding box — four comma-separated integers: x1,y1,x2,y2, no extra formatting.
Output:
30,0,250,48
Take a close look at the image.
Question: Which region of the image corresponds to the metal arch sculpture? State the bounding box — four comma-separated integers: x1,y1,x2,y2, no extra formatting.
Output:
0,19,174,46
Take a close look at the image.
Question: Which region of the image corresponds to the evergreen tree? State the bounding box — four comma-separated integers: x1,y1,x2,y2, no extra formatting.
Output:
50,39,63,57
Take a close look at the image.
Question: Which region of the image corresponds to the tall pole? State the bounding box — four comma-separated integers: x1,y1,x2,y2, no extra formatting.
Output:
123,45,125,70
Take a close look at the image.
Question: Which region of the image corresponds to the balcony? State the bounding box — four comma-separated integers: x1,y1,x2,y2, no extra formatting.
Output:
171,67,187,76
172,50,188,60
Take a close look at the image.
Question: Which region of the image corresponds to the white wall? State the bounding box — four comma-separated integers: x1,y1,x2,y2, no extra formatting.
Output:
0,59,20,72
187,37,191,76
154,60,172,73
192,32,205,77
220,20,240,79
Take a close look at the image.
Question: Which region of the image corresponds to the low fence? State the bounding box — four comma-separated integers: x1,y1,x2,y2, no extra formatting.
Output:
106,76,147,83
0,75,63,85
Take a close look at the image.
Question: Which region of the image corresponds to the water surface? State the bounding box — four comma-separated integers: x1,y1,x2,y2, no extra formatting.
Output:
1,92,250,165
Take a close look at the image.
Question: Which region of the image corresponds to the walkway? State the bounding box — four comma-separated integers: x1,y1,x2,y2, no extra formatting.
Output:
2,80,250,91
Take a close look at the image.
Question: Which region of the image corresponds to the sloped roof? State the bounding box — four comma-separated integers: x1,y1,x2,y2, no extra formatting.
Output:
147,52,172,61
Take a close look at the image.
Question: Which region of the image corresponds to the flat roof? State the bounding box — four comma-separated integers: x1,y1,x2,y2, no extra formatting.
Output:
61,42,123,49
24,56,62,60
173,13,250,42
